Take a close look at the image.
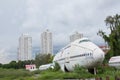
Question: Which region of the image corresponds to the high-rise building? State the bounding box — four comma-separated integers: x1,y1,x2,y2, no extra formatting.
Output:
70,32,83,42
18,34,32,61
41,29,53,55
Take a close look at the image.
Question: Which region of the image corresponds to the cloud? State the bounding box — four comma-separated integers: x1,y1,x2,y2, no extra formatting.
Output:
0,0,120,63
17,0,120,49
0,48,16,64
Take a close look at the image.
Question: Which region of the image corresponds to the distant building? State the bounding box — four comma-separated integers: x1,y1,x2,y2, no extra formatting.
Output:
25,64,37,71
41,29,53,55
18,34,32,61
99,45,110,54
70,32,83,42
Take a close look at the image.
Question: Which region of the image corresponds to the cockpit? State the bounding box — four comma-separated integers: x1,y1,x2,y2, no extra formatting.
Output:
79,39,90,43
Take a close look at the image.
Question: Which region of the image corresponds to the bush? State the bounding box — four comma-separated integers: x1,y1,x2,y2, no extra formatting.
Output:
31,70,41,74
73,65,94,78
73,65,87,74
52,62,60,71
0,68,33,80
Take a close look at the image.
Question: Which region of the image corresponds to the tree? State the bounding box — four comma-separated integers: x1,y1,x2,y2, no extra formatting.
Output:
17,60,35,69
0,63,2,68
9,61,18,69
98,14,120,59
35,54,53,67
0,60,35,69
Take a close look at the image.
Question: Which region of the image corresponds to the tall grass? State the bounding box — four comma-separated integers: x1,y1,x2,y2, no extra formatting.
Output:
1,66,120,80
0,68,33,80
38,66,120,79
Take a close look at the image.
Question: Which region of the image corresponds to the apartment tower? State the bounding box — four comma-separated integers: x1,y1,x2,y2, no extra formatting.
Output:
18,34,32,61
70,32,83,42
41,29,53,55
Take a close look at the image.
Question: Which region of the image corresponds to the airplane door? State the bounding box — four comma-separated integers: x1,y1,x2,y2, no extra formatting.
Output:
65,52,70,63
86,52,94,67
65,52,71,71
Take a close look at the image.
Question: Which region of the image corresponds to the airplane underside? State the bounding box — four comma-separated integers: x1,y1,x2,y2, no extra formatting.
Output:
63,63,96,74
64,65,69,72
88,68,95,74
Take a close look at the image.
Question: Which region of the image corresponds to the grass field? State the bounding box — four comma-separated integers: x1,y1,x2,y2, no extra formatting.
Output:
0,66,120,80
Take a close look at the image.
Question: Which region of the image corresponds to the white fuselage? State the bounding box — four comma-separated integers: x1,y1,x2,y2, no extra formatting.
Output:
109,56,120,69
39,63,54,70
53,38,105,71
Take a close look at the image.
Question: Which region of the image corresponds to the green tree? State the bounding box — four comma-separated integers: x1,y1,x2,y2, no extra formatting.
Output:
0,63,2,68
98,14,120,59
0,60,35,69
35,54,53,67
9,61,18,69
17,60,35,69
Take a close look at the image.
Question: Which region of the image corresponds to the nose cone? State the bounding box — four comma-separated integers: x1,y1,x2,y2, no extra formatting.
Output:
93,48,105,64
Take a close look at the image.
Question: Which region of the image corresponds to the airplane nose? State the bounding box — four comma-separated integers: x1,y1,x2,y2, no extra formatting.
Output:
93,48,105,63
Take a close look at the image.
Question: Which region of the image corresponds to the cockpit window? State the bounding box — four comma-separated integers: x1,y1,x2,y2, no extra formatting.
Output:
79,39,90,43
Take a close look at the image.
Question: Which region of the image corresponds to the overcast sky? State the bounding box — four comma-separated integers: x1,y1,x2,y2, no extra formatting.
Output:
0,0,120,64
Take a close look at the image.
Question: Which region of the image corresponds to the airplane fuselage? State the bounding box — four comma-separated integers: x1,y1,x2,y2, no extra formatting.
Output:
53,38,105,72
